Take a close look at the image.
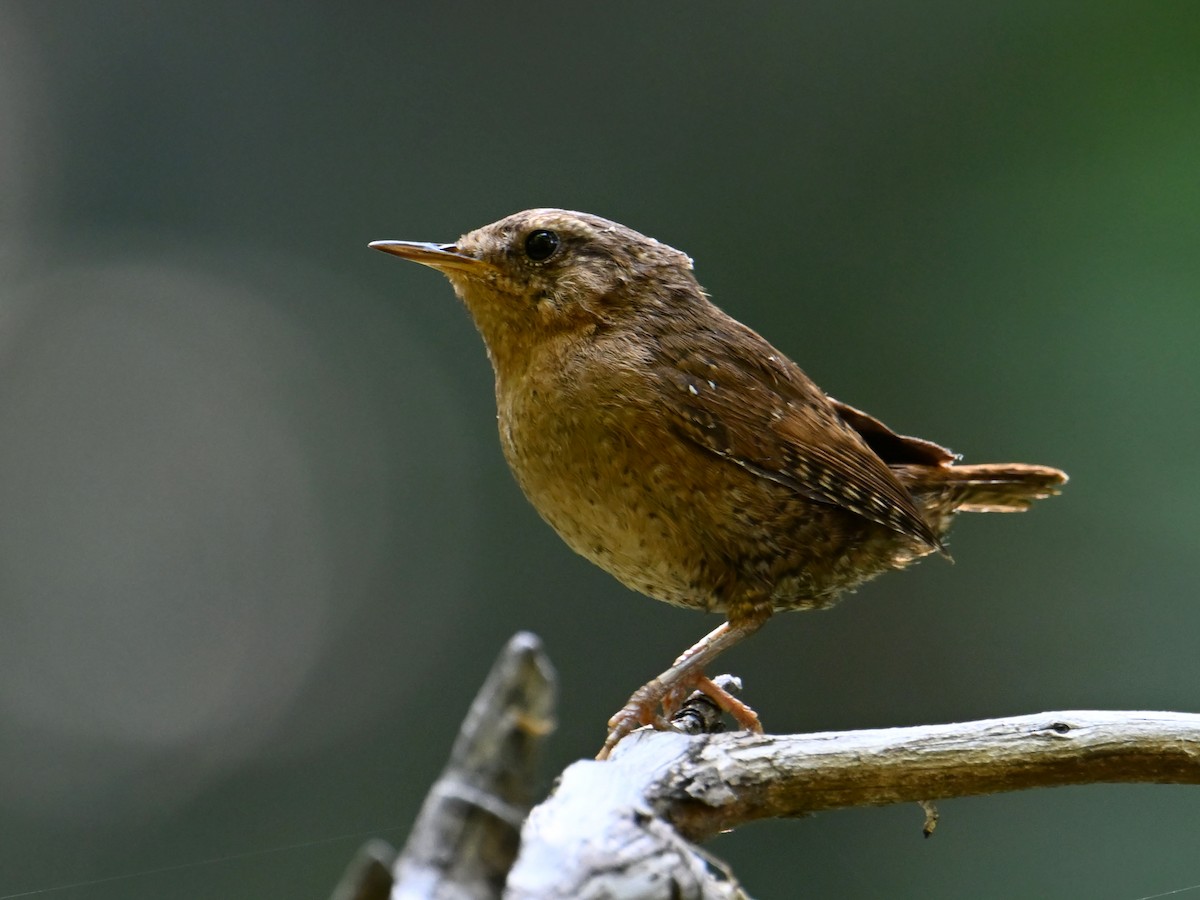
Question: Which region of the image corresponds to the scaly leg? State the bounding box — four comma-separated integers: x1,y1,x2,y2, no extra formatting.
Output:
597,606,771,759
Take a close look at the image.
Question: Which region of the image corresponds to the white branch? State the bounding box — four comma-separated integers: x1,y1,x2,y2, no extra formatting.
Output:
327,635,1200,900
505,710,1200,899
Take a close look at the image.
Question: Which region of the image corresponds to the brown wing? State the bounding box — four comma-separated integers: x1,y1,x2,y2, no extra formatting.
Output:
652,316,943,550
827,398,958,468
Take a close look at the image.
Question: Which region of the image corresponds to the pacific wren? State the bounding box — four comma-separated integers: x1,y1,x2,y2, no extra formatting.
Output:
371,209,1067,758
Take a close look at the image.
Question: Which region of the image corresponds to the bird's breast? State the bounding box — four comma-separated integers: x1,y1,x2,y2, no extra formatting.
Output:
495,358,734,610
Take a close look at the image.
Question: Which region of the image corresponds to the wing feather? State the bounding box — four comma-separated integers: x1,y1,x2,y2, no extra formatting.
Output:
652,317,942,550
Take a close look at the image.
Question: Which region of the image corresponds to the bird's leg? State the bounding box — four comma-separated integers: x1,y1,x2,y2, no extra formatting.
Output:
598,606,771,759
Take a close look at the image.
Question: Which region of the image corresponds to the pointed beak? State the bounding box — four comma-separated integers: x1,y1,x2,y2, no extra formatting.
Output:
368,240,493,275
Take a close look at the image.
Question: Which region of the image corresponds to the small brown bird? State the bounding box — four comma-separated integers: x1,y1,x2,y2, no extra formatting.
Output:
371,209,1066,758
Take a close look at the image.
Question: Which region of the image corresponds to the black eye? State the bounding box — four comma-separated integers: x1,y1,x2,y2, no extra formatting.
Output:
524,229,560,262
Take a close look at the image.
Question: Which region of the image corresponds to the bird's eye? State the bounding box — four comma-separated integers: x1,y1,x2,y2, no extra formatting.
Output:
524,229,560,262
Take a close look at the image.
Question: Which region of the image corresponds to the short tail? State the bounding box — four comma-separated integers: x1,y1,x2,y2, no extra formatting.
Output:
897,463,1068,514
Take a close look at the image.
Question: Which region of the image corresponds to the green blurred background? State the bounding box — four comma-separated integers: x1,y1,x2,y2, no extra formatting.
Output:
0,3,1197,898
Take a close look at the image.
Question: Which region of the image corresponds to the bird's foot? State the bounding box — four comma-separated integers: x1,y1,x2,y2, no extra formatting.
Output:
596,672,762,760
693,674,762,734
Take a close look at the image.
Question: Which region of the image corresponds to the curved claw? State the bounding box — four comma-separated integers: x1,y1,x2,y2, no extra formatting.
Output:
598,681,674,759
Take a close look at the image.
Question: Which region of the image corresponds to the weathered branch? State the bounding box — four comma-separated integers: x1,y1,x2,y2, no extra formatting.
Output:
329,632,556,900
328,636,1200,900
506,711,1200,897
654,710,1200,838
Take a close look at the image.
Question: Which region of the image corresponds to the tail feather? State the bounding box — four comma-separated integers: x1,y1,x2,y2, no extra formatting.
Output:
897,463,1068,514
829,398,1067,524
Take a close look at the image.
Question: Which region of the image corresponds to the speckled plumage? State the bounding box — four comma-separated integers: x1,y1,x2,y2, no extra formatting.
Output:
371,209,1067,756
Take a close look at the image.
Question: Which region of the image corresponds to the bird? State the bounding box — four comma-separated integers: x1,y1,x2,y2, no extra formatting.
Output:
370,209,1067,759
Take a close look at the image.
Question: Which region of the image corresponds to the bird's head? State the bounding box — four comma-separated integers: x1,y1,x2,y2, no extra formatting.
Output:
371,209,702,376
